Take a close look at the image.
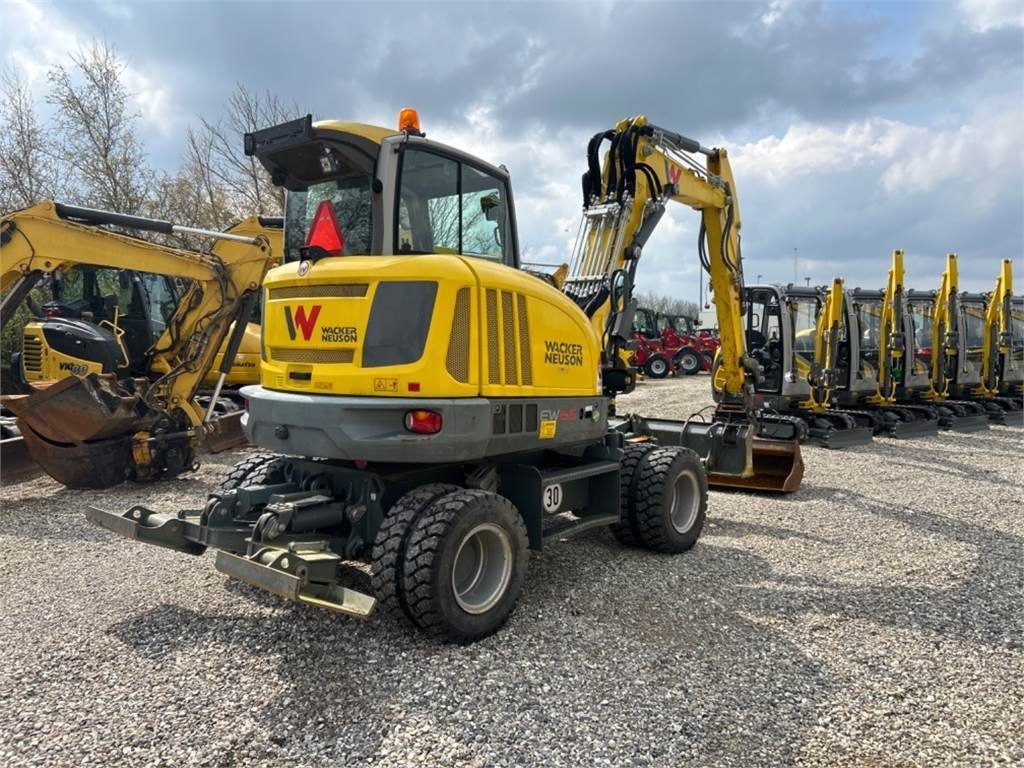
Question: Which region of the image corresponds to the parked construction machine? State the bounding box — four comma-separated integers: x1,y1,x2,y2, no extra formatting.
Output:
1008,295,1024,398
957,259,1022,423
827,250,942,437
86,113,802,642
727,279,875,448
903,254,994,429
628,307,712,378
1,201,279,487
659,312,717,375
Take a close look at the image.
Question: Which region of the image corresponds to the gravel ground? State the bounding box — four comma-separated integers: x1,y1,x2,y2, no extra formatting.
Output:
1,375,1022,767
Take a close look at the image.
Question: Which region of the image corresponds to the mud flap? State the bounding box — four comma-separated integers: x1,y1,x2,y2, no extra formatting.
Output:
215,549,376,619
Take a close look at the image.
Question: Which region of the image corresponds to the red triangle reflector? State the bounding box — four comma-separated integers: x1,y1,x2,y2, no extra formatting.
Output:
305,200,344,256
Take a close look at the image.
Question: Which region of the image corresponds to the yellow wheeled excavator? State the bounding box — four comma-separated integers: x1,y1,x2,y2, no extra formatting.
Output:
87,113,804,643
0,201,279,487
720,279,875,448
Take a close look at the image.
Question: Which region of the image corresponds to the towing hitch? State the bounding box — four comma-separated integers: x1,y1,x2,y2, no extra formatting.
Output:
86,503,377,619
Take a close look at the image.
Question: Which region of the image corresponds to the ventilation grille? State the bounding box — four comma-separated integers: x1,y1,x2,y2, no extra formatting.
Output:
484,289,531,387
268,283,368,300
22,335,42,372
517,294,532,385
446,287,471,383
270,347,354,364
486,289,500,384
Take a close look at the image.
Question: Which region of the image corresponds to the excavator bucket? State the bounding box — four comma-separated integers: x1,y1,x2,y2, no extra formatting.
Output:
708,436,804,493
4,375,142,489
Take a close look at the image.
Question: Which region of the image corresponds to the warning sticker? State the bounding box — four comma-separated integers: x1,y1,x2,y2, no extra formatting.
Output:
539,420,557,439
373,378,398,393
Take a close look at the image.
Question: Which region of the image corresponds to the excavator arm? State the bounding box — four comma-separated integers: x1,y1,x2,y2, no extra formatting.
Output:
567,116,754,403
865,249,906,406
565,116,803,491
977,259,1013,395
801,278,846,412
0,201,278,487
928,254,960,400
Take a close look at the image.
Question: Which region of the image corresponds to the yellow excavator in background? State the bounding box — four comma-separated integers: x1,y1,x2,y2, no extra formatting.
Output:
720,279,875,448
904,254,996,426
958,259,1022,423
88,112,803,643
832,250,943,437
1,201,279,487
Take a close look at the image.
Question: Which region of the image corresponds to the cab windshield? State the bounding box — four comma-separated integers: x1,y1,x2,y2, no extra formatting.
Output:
792,297,818,357
285,176,373,261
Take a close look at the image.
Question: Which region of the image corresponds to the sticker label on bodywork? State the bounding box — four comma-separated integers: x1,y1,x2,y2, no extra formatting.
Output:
543,483,562,512
373,378,398,393
539,420,557,439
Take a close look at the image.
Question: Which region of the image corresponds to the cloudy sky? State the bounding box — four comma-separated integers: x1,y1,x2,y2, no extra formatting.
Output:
3,0,1022,299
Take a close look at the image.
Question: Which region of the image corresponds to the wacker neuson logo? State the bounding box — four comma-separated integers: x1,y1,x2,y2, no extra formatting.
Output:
284,305,357,343
284,305,321,341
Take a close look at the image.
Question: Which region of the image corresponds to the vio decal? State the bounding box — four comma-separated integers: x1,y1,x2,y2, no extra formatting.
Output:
284,305,322,341
58,362,89,376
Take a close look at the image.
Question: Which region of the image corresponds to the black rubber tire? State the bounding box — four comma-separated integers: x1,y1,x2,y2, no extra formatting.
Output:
609,442,658,547
402,489,528,643
631,446,707,553
644,355,671,379
369,482,459,621
701,352,714,372
675,347,701,376
217,452,286,492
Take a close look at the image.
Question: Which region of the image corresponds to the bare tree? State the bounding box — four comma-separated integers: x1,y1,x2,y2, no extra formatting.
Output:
635,291,701,319
0,67,60,211
193,84,299,218
47,41,153,212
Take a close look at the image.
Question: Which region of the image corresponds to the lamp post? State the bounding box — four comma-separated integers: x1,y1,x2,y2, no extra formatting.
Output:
804,276,811,286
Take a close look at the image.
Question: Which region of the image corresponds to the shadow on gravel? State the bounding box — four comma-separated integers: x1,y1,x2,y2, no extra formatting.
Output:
703,517,833,544
727,488,1024,650
880,449,1020,488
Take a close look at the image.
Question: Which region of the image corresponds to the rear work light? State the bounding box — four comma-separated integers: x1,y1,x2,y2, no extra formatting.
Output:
404,409,442,435
304,200,344,258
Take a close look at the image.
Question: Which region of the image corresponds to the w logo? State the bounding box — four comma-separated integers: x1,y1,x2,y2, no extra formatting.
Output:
284,305,322,341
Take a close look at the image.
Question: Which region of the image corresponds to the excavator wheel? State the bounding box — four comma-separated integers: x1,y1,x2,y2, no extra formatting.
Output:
369,482,459,621
217,452,287,492
401,488,529,643
674,348,701,376
609,442,658,547
644,355,671,379
630,447,707,553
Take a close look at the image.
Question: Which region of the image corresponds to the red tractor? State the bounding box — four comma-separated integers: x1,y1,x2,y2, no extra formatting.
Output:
630,308,720,378
658,313,719,375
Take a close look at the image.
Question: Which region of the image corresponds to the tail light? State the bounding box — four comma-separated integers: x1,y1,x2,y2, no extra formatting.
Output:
404,409,442,435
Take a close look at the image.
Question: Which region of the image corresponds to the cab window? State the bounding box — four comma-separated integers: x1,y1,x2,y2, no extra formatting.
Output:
396,147,512,265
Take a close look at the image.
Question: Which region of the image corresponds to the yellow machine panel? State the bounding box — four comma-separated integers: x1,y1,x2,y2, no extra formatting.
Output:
261,254,601,400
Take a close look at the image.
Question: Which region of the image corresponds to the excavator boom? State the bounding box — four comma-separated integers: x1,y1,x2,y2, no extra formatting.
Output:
566,116,802,491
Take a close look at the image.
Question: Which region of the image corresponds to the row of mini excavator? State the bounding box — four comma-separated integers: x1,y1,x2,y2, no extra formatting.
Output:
726,250,1021,448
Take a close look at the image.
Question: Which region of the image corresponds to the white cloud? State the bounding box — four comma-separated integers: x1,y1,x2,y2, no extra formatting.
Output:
1,0,180,137
959,0,1024,31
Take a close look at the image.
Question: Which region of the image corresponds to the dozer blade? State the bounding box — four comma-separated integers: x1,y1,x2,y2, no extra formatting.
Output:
883,418,940,439
809,426,874,450
4,374,141,443
708,436,804,493
941,413,991,432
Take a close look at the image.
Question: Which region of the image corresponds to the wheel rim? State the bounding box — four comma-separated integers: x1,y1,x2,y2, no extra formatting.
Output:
452,523,513,614
681,353,698,371
669,470,700,534
650,359,667,375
